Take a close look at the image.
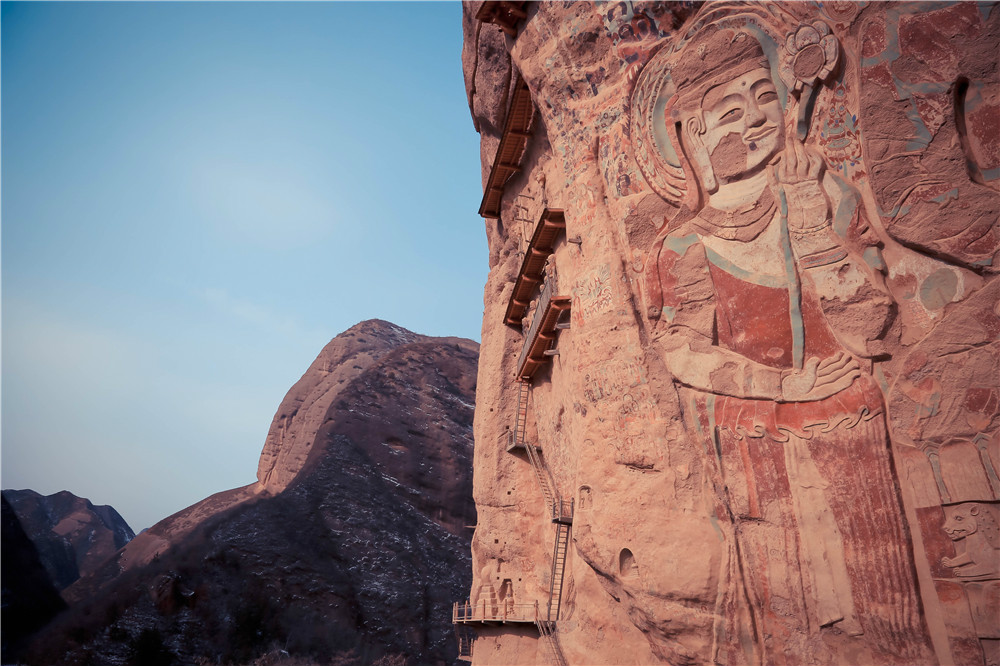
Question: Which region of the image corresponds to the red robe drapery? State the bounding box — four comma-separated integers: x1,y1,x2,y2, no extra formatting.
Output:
653,217,932,664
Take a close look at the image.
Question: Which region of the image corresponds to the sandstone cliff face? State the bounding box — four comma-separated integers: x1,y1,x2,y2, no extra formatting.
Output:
33,320,478,666
2,488,135,590
462,2,999,665
256,320,424,494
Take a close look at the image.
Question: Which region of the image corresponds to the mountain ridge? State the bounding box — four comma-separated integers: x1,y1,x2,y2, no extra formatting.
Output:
2,488,135,591
31,319,478,665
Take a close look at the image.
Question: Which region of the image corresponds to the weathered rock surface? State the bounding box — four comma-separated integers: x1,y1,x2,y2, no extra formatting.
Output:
461,2,999,665
30,320,478,666
2,488,135,590
256,320,425,494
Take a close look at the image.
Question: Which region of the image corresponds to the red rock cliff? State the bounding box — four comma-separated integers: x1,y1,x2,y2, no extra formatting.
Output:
461,2,1000,664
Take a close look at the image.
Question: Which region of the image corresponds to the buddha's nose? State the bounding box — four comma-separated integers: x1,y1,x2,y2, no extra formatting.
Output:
745,101,766,129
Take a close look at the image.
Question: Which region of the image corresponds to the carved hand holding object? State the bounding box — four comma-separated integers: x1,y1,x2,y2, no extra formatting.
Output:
774,121,829,233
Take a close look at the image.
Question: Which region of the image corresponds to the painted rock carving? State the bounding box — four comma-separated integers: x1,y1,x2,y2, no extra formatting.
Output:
941,502,1000,579
639,20,931,665
462,2,1000,664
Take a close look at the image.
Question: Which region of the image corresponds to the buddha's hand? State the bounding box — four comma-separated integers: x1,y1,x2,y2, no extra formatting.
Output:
774,122,829,232
780,352,861,402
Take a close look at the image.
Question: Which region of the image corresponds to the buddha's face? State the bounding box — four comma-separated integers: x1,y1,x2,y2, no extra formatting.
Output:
687,67,784,184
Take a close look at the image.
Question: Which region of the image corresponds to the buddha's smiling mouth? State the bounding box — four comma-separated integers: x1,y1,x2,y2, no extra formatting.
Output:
744,125,777,144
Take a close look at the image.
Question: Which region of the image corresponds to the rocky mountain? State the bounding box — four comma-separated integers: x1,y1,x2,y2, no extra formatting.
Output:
1,495,68,663
29,320,478,666
2,488,135,590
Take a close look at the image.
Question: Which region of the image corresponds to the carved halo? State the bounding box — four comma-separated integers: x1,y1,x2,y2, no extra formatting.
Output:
629,39,689,208
630,8,832,211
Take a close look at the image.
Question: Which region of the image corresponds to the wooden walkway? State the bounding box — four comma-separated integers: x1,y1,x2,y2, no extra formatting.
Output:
505,209,566,327
453,600,539,625
517,278,571,381
479,74,534,219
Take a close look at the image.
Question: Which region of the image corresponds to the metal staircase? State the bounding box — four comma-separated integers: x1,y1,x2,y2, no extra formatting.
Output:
455,626,475,662
513,380,530,447
504,379,574,666
514,194,534,260
536,616,568,666
547,521,571,622
517,381,568,521
524,430,557,515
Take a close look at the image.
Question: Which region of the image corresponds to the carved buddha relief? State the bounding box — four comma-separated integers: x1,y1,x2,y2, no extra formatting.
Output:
630,12,934,665
614,2,1000,664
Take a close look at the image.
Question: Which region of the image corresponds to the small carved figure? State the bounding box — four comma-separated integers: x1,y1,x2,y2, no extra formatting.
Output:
941,502,1000,579
542,255,557,285
603,1,659,71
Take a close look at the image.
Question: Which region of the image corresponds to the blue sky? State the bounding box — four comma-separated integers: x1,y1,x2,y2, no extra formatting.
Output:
2,1,487,531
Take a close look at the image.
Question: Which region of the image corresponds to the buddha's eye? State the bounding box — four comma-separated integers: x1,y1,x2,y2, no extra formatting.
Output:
720,107,742,121
758,90,778,104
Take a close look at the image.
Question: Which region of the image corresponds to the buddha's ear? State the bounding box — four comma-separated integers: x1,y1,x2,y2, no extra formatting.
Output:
681,114,718,194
